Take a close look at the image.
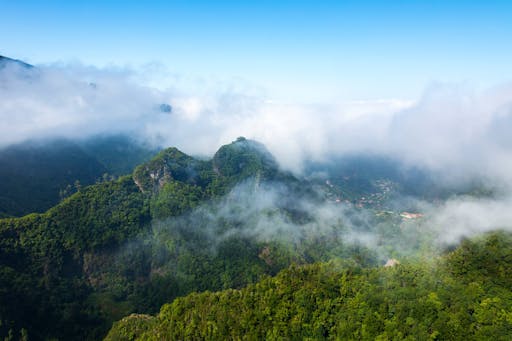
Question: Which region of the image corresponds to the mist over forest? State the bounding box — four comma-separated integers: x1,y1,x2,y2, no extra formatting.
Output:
2,52,512,340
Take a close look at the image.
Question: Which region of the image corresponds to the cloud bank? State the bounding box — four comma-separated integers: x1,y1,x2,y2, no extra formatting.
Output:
2,61,512,186
3,60,512,252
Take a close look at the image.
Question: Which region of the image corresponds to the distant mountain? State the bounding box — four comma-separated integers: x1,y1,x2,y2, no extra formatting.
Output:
0,135,158,217
305,154,494,211
0,139,107,217
79,134,159,177
0,55,33,69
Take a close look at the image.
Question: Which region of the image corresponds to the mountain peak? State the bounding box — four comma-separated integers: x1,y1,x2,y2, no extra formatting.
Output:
212,137,278,179
132,147,203,193
132,139,280,194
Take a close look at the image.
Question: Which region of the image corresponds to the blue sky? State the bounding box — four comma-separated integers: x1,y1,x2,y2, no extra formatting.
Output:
2,0,512,101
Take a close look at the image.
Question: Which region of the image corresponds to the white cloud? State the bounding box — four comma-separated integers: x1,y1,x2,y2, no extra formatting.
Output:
2,62,512,187
427,194,512,244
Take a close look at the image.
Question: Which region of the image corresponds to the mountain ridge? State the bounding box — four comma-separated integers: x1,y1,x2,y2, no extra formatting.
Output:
0,135,157,217
0,137,310,340
0,55,33,69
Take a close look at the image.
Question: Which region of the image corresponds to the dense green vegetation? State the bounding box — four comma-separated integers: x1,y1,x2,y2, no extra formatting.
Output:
0,137,510,340
0,137,326,340
107,231,512,340
212,137,279,183
0,176,150,340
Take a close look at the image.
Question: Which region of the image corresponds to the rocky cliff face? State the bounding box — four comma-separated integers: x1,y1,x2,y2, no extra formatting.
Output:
132,147,205,194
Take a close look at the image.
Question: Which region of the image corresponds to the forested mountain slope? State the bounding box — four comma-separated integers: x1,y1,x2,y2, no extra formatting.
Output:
107,231,512,340
0,137,510,340
0,176,150,339
0,138,318,340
